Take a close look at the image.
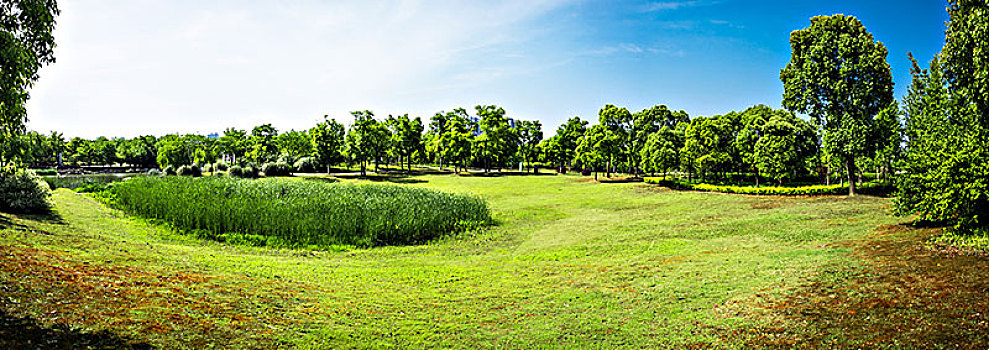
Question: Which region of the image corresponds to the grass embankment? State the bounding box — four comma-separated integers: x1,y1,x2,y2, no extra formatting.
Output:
109,176,490,247
1,175,985,348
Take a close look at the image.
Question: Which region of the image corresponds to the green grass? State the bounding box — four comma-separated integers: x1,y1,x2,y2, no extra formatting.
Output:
108,176,490,247
0,174,934,348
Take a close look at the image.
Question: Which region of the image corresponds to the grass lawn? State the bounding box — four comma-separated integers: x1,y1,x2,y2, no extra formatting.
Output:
1,174,986,348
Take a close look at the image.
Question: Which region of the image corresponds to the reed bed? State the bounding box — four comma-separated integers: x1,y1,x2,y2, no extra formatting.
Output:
110,176,490,247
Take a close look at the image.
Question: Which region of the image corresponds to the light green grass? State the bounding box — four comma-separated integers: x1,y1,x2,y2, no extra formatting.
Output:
0,174,898,348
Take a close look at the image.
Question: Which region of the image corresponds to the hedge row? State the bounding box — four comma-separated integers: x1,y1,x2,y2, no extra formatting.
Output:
643,177,887,196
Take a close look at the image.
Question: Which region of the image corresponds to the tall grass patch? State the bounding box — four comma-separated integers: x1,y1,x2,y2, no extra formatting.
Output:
109,176,490,247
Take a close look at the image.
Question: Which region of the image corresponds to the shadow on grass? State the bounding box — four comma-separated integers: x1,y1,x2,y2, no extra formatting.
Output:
335,174,428,184
457,171,557,177
731,223,989,348
0,308,153,350
0,211,66,232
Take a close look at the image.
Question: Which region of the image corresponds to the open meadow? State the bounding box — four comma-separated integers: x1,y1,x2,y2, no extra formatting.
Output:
3,174,985,349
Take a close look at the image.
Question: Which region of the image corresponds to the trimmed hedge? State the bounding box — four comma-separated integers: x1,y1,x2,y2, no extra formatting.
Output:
644,177,887,196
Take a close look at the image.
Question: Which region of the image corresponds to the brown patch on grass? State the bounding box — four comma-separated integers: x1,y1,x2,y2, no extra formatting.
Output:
750,200,783,210
726,224,989,348
0,245,316,349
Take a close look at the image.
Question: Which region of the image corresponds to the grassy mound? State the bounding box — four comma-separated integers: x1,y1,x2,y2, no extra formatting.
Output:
109,176,490,247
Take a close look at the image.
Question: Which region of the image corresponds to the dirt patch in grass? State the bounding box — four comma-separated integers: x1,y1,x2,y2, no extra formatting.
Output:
0,245,314,349
728,223,989,348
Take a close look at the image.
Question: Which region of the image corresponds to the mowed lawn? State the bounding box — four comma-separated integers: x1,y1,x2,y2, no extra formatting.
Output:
3,174,981,349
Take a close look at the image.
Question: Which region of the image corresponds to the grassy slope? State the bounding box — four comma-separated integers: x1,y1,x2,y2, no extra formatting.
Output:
0,174,916,348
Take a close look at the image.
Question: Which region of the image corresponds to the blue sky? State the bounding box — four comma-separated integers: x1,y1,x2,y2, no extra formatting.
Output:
27,0,949,138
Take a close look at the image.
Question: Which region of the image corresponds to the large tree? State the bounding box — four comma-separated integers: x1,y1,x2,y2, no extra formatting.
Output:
896,0,989,234
474,105,516,172
387,114,424,172
781,14,894,195
516,120,543,172
1,0,59,166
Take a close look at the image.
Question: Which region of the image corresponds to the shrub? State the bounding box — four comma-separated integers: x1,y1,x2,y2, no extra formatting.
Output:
109,176,491,247
215,162,229,172
294,157,317,173
147,169,163,177
34,168,58,176
242,166,259,179
643,177,889,196
163,165,176,176
0,169,53,214
262,162,293,177
203,163,214,173
228,165,244,178
176,165,202,177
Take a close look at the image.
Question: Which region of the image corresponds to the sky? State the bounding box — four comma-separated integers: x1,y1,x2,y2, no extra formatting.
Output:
26,0,950,138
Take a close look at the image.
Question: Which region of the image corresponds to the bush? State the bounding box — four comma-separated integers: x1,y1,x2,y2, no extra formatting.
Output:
215,162,229,172
294,157,317,173
147,169,163,177
643,177,889,196
0,169,53,214
33,168,58,176
176,165,202,177
203,163,214,173
163,165,176,176
109,176,491,247
228,165,244,178
243,166,259,179
262,162,293,177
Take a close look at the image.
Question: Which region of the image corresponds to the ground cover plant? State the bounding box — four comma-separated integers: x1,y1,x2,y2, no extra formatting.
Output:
643,176,890,196
4,174,985,349
108,176,490,247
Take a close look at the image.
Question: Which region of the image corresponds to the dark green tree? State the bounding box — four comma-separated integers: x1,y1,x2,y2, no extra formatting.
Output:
781,14,894,195
310,116,345,173
1,0,59,166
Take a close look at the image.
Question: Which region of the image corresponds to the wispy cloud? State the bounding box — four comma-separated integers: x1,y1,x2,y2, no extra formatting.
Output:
643,1,700,12
587,43,685,57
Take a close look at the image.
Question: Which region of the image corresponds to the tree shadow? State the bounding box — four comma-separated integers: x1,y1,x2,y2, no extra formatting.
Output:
0,211,67,230
0,308,154,350
335,174,428,184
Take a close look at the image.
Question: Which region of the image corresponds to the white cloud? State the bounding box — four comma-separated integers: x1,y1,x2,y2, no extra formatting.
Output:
26,0,576,137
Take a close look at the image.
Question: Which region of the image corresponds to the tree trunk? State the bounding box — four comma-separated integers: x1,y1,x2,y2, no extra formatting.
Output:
846,158,856,196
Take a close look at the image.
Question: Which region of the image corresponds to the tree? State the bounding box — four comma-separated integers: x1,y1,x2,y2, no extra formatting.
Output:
345,111,381,176
1,0,59,166
310,116,345,173
640,126,682,178
631,105,688,175
217,128,248,164
555,116,588,169
247,124,279,164
575,125,609,180
781,14,894,195
896,0,989,234
516,120,543,172
117,135,158,168
387,114,424,172
441,113,473,173
474,105,517,172
275,129,312,164
598,104,633,175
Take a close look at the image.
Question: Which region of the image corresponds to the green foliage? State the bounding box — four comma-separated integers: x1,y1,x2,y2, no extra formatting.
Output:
176,165,202,177
896,0,989,234
386,114,425,172
275,129,312,164
473,105,518,171
261,162,292,177
781,14,894,195
43,174,129,190
293,157,317,173
247,124,279,164
644,176,887,196
345,111,390,176
109,176,491,247
0,168,52,213
309,117,345,172
162,165,176,175
0,1,60,165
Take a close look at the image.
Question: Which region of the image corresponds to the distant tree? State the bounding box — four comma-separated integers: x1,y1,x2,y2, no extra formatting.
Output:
640,126,682,178
781,14,894,195
276,129,312,164
309,116,345,173
474,105,517,172
516,120,543,172
575,125,606,180
387,114,424,172
555,116,588,169
247,124,279,164
218,128,248,164
117,135,158,168
0,0,60,166
598,104,633,175
631,105,687,174
345,111,386,176
441,113,473,173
